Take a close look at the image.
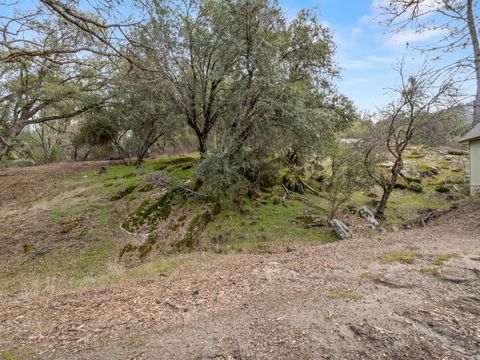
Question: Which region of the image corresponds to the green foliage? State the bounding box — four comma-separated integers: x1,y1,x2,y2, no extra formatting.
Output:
325,143,370,220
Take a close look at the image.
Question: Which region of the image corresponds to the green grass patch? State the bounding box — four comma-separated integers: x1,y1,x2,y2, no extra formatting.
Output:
432,253,461,266
205,197,337,252
0,349,34,360
381,250,422,264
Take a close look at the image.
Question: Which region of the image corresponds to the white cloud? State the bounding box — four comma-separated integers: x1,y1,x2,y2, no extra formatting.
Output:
386,28,447,46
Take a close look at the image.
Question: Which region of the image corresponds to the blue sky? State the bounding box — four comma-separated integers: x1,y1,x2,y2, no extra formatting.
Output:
282,0,474,113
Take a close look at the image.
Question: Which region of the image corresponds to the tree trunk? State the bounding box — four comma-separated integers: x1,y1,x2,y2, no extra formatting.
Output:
198,134,208,157
0,123,25,161
0,141,10,160
376,160,402,219
467,0,480,127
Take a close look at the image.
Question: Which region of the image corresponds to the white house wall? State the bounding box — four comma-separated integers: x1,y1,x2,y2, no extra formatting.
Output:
470,139,480,195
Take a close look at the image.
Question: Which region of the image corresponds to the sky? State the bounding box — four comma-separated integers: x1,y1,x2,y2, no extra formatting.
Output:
281,0,474,113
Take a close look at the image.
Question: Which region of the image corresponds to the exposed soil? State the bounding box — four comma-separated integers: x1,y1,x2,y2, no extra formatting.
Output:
0,164,479,359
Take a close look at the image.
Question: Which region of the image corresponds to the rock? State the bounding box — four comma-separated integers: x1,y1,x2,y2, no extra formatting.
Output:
394,177,409,190
359,206,379,227
419,164,439,177
379,161,395,168
329,219,351,240
99,166,108,174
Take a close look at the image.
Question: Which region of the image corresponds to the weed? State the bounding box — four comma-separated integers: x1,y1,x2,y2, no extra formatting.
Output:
432,253,460,266
381,250,422,264
327,290,362,300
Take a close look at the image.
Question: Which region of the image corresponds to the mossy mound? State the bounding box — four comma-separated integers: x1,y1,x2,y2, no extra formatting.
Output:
419,164,439,177
394,177,408,190
110,183,137,201
137,182,154,192
153,156,199,171
122,195,173,232
176,204,220,251
407,182,423,193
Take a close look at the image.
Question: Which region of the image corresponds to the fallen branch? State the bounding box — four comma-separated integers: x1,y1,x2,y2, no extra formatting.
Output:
299,180,322,197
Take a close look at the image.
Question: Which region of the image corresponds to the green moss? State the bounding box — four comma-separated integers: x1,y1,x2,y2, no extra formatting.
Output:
119,243,136,259
381,250,422,264
110,183,137,201
432,253,460,266
60,215,85,234
122,196,172,232
139,234,157,259
137,182,154,192
22,244,33,255
327,290,362,300
407,182,423,193
204,197,336,253
177,205,220,251
125,193,137,204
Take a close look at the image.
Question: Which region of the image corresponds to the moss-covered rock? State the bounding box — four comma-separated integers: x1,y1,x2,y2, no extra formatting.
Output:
294,215,326,228
110,183,137,201
138,233,157,259
121,195,172,232
137,182,154,192
407,182,423,193
60,215,85,234
119,243,136,259
176,204,220,251
394,177,409,190
419,164,439,177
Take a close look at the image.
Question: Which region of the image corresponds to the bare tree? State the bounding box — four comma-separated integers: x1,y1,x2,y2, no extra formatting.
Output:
362,62,457,219
379,0,480,127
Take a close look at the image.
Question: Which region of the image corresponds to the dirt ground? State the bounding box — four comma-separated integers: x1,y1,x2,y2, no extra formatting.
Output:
0,164,479,359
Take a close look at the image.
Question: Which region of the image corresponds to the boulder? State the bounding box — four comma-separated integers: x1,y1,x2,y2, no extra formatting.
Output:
394,177,408,189
419,164,439,177
359,206,379,227
329,219,351,240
